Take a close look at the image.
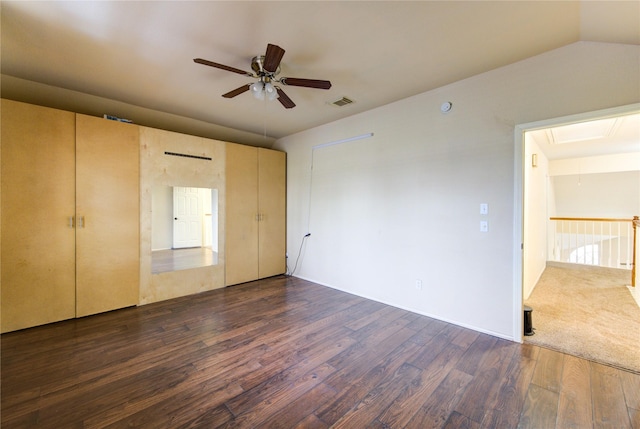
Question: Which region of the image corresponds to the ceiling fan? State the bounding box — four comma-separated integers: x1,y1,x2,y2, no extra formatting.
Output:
194,43,331,109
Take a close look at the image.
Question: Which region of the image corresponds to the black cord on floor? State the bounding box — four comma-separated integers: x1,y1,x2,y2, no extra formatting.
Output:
286,233,310,277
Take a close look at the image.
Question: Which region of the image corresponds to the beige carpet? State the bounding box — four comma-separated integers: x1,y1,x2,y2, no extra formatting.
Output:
524,263,640,374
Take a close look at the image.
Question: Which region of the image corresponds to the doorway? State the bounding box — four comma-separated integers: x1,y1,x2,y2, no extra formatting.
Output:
514,103,640,371
173,186,204,249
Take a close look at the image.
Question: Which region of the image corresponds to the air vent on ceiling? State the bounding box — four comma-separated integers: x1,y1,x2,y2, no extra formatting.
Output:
332,97,354,107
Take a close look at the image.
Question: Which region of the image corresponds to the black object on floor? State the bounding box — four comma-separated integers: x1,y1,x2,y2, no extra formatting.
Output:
524,305,534,336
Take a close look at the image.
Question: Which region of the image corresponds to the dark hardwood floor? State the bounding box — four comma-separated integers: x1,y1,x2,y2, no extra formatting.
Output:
2,276,639,428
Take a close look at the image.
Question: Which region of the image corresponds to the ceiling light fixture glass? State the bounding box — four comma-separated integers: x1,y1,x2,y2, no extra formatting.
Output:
251,79,278,101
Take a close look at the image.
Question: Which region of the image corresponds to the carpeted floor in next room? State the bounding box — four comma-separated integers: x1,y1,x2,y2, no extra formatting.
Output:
524,262,640,374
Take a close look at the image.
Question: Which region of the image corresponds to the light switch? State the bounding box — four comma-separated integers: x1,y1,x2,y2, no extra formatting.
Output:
480,203,488,215
480,221,489,232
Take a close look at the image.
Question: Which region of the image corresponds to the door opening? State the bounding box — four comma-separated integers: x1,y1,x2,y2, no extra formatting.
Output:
514,103,640,342
173,186,204,249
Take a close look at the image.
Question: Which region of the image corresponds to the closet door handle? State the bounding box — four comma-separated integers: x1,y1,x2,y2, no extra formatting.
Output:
78,216,85,228
68,216,75,228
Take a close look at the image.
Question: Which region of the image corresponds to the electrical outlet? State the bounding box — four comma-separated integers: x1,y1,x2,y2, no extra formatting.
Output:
415,279,422,290
480,203,488,215
480,221,489,232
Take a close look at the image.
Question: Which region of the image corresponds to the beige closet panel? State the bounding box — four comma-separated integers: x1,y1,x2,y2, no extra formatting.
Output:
1,99,76,332
225,143,259,285
75,114,140,317
258,148,286,278
225,144,285,286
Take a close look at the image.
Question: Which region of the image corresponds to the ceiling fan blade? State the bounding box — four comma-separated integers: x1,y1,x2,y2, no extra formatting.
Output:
193,58,252,76
276,87,296,109
222,84,251,98
263,44,285,73
280,77,332,90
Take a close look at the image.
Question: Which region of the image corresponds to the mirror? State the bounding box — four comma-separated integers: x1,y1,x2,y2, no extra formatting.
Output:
151,186,219,274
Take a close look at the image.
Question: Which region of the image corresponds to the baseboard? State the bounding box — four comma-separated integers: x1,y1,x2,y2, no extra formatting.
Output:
546,261,631,275
292,274,517,343
628,286,640,308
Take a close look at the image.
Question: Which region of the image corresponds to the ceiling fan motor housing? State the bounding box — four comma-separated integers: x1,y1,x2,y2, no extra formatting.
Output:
251,55,281,78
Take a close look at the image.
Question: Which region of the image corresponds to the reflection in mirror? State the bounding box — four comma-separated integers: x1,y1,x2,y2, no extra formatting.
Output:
151,186,219,274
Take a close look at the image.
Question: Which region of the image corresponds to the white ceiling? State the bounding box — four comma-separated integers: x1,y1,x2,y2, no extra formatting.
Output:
1,1,639,153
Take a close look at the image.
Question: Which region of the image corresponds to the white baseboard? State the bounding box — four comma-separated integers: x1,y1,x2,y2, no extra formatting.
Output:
628,286,640,308
293,274,517,343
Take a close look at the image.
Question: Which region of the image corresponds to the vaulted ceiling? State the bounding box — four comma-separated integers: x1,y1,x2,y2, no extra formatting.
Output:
2,1,639,148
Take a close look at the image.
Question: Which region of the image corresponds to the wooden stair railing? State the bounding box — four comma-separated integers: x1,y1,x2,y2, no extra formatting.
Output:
549,216,637,287
633,216,639,287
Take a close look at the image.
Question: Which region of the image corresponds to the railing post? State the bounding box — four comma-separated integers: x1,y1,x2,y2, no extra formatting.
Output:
633,216,639,287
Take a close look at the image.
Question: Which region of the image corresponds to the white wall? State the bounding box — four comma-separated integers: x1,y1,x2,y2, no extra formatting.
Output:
523,137,550,299
274,42,640,340
550,152,640,176
552,171,640,218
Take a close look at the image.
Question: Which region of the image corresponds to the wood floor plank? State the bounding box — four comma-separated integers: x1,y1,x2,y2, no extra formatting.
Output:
407,317,449,344
518,384,559,429
453,338,518,424
454,334,499,376
325,323,414,384
293,414,330,429
99,358,259,428
620,370,640,410
556,354,593,429
377,342,466,428
531,346,565,393
451,327,480,349
315,328,420,425
225,333,350,415
260,383,337,429
405,368,473,428
480,345,537,428
343,305,397,332
443,410,480,429
409,323,466,370
222,363,336,428
591,361,633,428
2,275,638,428
346,306,409,342
330,362,422,428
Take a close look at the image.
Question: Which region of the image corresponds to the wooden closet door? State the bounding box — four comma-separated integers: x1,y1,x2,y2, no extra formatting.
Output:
225,143,259,286
1,100,76,332
258,148,286,278
75,114,139,317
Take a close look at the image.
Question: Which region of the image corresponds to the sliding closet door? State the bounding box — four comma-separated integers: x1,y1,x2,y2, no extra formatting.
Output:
1,100,76,332
225,143,259,286
258,148,286,279
75,114,140,317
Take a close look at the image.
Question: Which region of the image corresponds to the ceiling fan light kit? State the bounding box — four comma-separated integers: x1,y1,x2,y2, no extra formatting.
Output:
250,81,278,101
194,43,332,109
